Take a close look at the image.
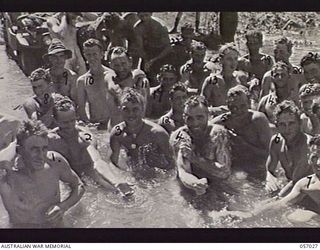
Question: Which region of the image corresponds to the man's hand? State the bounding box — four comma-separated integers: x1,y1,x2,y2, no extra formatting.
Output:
116,183,134,197
179,170,208,195
265,171,281,192
46,205,65,225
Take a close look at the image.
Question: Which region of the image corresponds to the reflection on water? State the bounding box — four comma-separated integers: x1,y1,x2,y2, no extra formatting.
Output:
1,29,320,228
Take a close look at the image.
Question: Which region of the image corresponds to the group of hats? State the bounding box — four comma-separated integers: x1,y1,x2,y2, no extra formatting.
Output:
43,38,72,61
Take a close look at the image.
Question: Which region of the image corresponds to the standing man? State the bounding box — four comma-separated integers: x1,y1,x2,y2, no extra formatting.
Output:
0,120,84,228
77,39,113,130
43,38,78,102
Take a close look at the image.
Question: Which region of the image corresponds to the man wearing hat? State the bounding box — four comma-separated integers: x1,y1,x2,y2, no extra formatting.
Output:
43,38,78,103
47,12,87,76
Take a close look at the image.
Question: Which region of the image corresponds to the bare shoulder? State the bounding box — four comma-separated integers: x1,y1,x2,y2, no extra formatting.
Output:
169,125,189,147
23,97,37,110
110,121,126,139
46,150,71,173
204,73,223,86
77,72,89,84
251,110,269,122
262,70,272,80
144,119,169,137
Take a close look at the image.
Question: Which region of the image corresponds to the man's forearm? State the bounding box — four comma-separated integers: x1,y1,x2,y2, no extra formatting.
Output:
59,182,84,212
194,157,231,179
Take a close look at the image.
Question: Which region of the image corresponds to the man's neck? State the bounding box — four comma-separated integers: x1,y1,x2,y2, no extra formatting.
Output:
276,85,290,101
89,64,103,75
126,120,144,134
50,67,65,76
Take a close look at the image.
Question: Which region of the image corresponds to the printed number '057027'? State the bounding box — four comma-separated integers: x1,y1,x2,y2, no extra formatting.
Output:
300,244,318,248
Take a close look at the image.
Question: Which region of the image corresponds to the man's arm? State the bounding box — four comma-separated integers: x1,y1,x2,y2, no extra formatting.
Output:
47,14,67,35
109,129,121,168
155,129,175,170
52,152,84,212
76,77,89,122
259,72,272,99
256,112,273,151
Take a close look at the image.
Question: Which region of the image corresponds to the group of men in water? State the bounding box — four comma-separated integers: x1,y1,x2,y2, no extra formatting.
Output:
1,12,320,227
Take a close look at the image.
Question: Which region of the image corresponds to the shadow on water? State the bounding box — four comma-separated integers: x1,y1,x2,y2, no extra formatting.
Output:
1,27,320,227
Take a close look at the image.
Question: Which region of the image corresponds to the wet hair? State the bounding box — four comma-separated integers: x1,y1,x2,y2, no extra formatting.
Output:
169,82,188,99
300,52,320,67
245,30,263,43
16,119,48,146
158,64,177,75
83,38,103,50
190,40,206,52
273,100,301,121
29,68,51,83
299,83,320,99
184,95,208,110
119,87,145,106
219,43,239,59
227,85,250,99
270,61,290,77
52,94,76,118
108,46,130,61
274,37,293,54
181,22,194,34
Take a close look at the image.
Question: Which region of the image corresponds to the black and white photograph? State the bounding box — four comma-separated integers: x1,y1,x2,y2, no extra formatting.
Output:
1,10,320,232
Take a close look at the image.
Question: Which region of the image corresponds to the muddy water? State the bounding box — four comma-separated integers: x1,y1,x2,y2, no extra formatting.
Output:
0,24,320,228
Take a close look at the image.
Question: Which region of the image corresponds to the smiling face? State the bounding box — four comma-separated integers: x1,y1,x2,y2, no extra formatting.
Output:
21,135,48,171
191,49,206,63
55,109,77,135
221,49,238,73
246,36,262,55
301,95,315,114
302,62,320,83
183,104,208,138
83,45,103,68
120,101,144,127
159,72,178,90
276,111,300,142
110,55,132,80
48,51,67,71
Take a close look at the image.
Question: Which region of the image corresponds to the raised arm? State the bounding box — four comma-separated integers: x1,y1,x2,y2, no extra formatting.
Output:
76,77,89,122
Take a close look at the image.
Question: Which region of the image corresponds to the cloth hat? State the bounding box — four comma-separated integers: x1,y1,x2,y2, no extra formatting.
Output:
43,38,72,60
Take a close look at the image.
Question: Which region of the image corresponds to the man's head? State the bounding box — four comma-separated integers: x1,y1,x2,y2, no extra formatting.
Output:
308,135,320,176
29,68,51,98
45,39,72,71
190,40,206,63
245,30,263,54
274,100,301,143
16,119,49,171
157,64,178,90
169,83,188,113
299,83,320,114
219,43,239,73
137,12,152,22
300,52,320,83
227,85,250,119
312,97,320,119
270,61,290,89
183,95,209,137
52,94,77,134
109,47,132,79
181,23,194,41
119,88,145,127
83,38,104,68
273,37,293,62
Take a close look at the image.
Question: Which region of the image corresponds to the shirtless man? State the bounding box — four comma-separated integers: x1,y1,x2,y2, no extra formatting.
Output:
300,52,320,83
43,38,78,103
23,68,55,129
232,134,320,224
201,43,241,107
299,83,320,135
237,30,273,81
265,100,313,195
0,120,84,228
180,40,211,93
258,61,299,122
260,36,305,99
47,12,87,75
212,85,271,179
146,64,179,119
158,83,188,134
105,46,150,127
110,88,174,179
170,95,231,211
133,12,172,81
49,94,133,196
77,39,113,130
